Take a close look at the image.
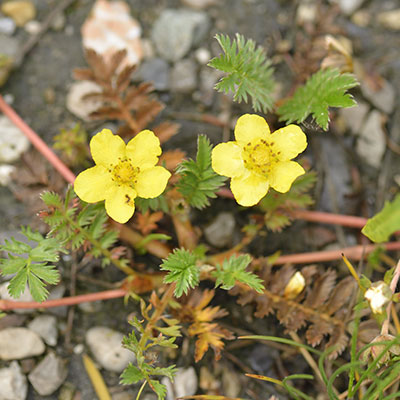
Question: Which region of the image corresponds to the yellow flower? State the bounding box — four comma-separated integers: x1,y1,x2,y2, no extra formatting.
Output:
74,129,171,224
211,114,307,206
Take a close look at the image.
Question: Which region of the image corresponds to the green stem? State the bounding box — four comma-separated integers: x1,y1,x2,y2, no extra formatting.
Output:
136,380,147,400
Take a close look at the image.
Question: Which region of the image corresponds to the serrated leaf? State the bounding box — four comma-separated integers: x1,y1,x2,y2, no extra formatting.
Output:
150,365,178,380
40,191,63,208
29,264,60,285
7,269,28,299
150,380,167,400
120,364,145,384
176,135,226,209
135,195,169,214
28,272,49,302
160,248,200,297
277,68,359,130
0,256,26,275
362,194,400,243
209,33,275,113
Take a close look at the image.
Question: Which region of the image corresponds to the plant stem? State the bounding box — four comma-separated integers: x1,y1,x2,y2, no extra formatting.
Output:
381,259,400,335
136,380,147,400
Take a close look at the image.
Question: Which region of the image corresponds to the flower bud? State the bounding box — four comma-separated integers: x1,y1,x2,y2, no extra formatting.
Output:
364,281,392,314
284,271,305,299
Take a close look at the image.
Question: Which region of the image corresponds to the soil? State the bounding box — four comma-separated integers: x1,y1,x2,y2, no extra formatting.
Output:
1,0,400,399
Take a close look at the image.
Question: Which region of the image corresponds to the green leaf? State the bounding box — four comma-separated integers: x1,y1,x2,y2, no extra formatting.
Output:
208,33,275,113
7,268,28,299
0,256,26,275
150,365,178,380
212,254,264,293
362,194,400,243
277,68,359,130
160,248,200,297
176,135,226,209
28,272,49,302
135,195,169,214
40,191,63,208
120,364,145,384
150,380,167,400
29,264,60,285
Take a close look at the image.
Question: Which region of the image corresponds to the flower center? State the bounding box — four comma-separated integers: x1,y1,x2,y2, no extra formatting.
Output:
111,159,139,185
242,139,278,176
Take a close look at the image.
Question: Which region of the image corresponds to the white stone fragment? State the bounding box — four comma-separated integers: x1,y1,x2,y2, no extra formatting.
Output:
0,361,28,400
0,164,16,186
162,367,198,400
0,282,35,314
28,315,58,346
0,116,30,163
0,328,45,360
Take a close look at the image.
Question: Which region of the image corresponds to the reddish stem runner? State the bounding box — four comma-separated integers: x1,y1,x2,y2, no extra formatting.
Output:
1,95,399,310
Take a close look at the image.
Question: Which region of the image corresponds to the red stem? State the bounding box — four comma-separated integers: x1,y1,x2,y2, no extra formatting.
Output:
0,94,76,184
0,289,127,311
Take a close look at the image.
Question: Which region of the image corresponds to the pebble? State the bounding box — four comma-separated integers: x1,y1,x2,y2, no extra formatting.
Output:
162,367,198,400
361,78,395,114
377,9,400,31
0,164,16,186
0,282,35,314
151,9,210,62
1,0,36,27
46,283,68,317
27,315,58,346
0,116,30,163
0,327,45,360
356,110,386,168
0,17,16,35
296,1,317,25
170,59,198,93
181,0,219,9
339,101,369,134
50,12,66,31
134,58,170,91
331,0,365,15
194,47,211,65
204,212,236,248
0,361,28,400
222,367,241,398
66,81,103,121
85,326,135,373
28,352,68,396
24,20,41,35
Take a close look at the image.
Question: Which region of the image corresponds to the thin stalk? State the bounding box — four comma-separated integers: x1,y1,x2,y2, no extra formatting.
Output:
381,259,400,335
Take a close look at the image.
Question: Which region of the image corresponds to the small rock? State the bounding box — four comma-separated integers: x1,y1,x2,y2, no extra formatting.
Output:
0,17,16,35
77,300,102,313
181,0,219,9
151,9,210,62
134,58,170,91
296,1,317,25
1,0,36,27
198,67,222,106
50,12,66,31
85,326,135,373
0,33,19,58
377,9,400,31
28,353,68,396
0,282,35,314
361,79,395,114
0,116,30,162
222,367,241,398
0,361,28,400
58,382,76,400
330,0,365,15
194,47,211,65
0,328,45,360
339,101,369,134
24,20,40,34
0,164,16,186
204,212,236,248
356,110,386,168
66,81,103,121
352,9,370,27
162,367,198,400
170,59,197,93
28,315,58,346
46,283,68,317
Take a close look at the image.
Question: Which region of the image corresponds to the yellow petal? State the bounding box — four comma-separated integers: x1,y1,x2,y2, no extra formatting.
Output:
230,172,269,206
270,125,307,161
234,114,270,145
126,130,161,168
105,185,137,223
90,129,126,167
269,161,305,193
74,166,113,203
135,166,171,198
211,142,246,178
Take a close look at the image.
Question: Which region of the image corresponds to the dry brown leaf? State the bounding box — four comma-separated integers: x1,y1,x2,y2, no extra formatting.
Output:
133,211,164,236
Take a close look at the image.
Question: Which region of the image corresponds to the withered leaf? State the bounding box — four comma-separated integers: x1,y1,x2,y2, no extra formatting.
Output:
73,67,96,82
152,121,180,144
324,276,356,315
305,320,332,347
304,269,336,308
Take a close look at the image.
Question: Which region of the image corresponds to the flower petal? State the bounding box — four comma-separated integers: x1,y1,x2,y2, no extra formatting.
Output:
105,185,137,224
126,130,161,168
211,142,246,178
135,166,171,198
230,172,269,206
234,114,270,145
74,165,113,203
270,124,307,161
269,161,305,193
91,129,126,167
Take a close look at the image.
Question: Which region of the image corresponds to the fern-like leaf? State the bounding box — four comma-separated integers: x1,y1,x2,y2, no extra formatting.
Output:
208,33,275,113
176,135,226,209
277,68,359,130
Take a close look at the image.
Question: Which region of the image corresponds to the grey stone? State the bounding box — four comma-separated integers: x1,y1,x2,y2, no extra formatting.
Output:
28,315,58,346
0,115,30,163
151,9,210,62
134,58,170,91
51,12,66,31
330,0,365,15
170,59,197,93
0,34,19,59
198,67,222,106
85,326,135,373
339,101,369,134
0,282,35,314
162,367,198,400
361,79,395,114
377,9,400,30
0,17,16,35
181,0,219,9
0,328,45,360
0,164,16,186
204,212,236,248
46,283,67,317
356,110,386,168
0,361,27,400
28,353,68,396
